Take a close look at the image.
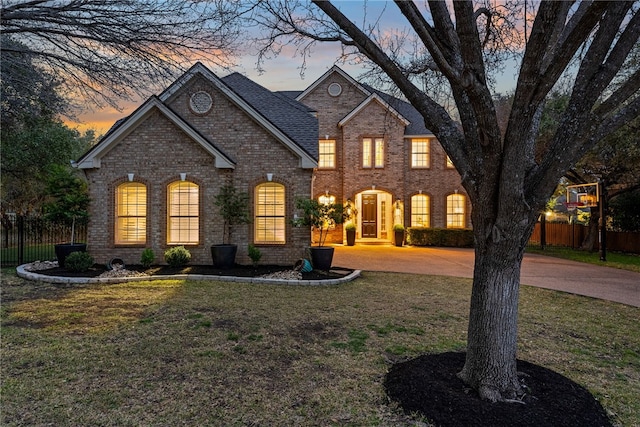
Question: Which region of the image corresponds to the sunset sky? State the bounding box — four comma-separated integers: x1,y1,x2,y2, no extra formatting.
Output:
66,1,521,136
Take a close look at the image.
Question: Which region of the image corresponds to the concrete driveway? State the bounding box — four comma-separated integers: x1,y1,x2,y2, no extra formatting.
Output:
332,245,640,307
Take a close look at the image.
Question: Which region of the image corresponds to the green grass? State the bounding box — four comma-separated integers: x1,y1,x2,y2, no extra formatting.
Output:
527,245,640,273
1,269,638,426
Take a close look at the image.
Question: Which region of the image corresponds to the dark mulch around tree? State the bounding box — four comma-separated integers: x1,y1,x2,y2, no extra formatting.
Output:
384,352,612,427
34,263,353,281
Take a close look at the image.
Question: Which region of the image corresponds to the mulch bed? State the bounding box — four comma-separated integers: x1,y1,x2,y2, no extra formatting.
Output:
384,352,612,427
34,263,353,281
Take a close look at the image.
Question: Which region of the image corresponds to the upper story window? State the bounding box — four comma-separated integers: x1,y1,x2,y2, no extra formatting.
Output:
328,83,342,97
363,137,384,168
318,140,336,169
411,139,430,168
167,181,199,244
446,155,455,169
411,194,430,227
115,182,147,245
255,182,285,244
446,193,466,228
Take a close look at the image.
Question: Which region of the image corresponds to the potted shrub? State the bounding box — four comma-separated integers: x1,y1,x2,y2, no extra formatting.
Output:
211,184,251,269
393,223,405,247
293,198,347,270
43,165,90,268
345,222,356,246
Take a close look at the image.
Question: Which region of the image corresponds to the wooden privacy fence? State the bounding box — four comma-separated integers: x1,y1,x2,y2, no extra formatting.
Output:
529,222,640,254
1,215,88,267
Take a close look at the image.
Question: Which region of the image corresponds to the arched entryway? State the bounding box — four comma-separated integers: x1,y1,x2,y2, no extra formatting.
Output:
349,189,401,243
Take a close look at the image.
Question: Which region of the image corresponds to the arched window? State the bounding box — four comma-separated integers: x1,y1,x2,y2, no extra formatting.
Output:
255,182,285,244
411,194,430,227
167,181,199,244
115,182,147,245
446,194,466,228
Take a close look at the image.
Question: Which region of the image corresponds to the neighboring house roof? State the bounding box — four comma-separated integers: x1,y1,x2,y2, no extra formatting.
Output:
74,96,236,169
338,93,411,128
159,62,317,168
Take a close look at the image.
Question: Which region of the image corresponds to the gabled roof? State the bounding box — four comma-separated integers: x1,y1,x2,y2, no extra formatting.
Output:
221,72,318,162
296,65,434,137
361,84,434,136
159,63,318,168
338,93,411,128
74,96,235,169
295,65,370,102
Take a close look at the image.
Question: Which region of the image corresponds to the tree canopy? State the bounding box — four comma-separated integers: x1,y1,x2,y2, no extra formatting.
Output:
1,0,244,110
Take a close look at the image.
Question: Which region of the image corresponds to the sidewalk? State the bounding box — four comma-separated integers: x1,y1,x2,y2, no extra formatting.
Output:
332,245,640,307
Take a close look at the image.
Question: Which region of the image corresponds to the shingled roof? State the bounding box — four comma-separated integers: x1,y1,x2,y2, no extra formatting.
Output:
221,73,318,159
361,84,433,136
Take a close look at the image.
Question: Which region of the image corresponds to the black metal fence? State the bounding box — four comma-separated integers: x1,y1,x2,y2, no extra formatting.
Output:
1,215,88,267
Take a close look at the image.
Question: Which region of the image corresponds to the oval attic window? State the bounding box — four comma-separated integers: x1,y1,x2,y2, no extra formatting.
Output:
327,83,342,97
190,91,213,114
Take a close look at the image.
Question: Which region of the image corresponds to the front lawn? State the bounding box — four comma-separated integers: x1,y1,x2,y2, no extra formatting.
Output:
1,269,638,426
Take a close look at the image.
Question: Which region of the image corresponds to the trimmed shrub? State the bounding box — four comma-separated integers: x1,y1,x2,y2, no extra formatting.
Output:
64,251,94,272
407,227,474,247
247,244,262,266
140,248,155,268
164,246,191,268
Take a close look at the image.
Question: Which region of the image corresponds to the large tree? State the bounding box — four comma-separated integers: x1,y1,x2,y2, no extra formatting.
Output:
1,0,244,110
252,0,640,401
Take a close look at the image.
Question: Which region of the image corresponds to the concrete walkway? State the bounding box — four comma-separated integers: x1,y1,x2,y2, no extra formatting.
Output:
332,245,640,307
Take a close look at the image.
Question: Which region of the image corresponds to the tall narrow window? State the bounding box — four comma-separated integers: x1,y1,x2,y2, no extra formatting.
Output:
167,181,199,244
115,182,147,244
411,194,430,227
411,139,430,168
446,194,466,228
362,138,372,168
318,140,336,168
374,138,384,167
363,137,384,168
255,183,285,244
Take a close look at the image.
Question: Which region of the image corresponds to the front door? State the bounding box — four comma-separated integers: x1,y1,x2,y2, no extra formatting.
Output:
362,194,377,238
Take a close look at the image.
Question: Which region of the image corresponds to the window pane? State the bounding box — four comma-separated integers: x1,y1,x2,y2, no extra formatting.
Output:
374,138,384,167
411,195,430,227
255,183,285,244
168,181,199,244
362,138,372,168
446,194,465,228
115,183,146,244
318,140,335,168
446,155,455,169
412,139,430,168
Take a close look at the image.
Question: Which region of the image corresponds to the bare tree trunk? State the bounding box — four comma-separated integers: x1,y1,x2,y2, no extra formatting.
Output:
458,208,536,402
580,207,599,252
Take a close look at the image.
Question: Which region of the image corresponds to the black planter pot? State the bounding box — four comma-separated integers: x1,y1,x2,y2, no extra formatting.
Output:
310,246,334,271
394,231,404,247
211,244,238,269
55,243,87,268
346,230,356,246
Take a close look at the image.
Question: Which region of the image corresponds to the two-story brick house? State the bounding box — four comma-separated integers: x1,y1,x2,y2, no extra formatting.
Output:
294,66,470,244
75,62,469,265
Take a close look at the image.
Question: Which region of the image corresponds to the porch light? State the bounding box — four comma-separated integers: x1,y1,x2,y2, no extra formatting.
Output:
266,173,273,182
127,173,134,182
180,173,187,181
